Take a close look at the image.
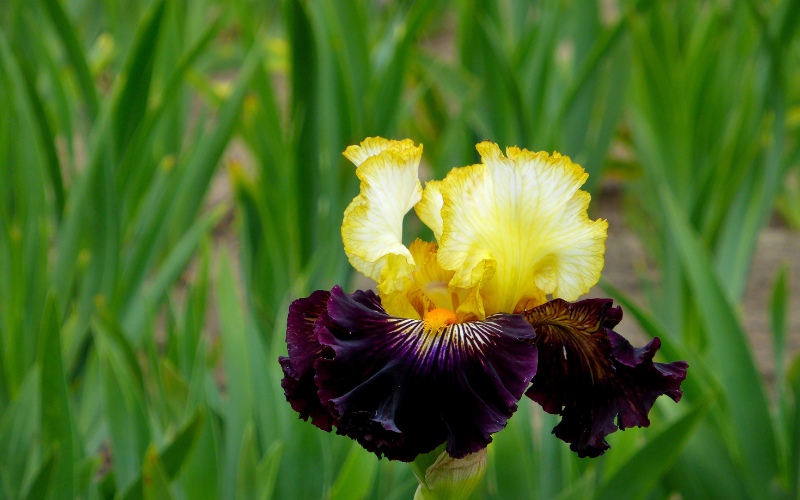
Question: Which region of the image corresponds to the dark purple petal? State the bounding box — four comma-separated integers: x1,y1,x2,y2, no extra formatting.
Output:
280,290,335,431
523,298,687,458
314,286,538,461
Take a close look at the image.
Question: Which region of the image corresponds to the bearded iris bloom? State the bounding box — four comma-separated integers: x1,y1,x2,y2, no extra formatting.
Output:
279,138,687,466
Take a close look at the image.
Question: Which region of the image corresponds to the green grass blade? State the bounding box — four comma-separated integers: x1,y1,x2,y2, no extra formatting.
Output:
217,247,253,496
118,408,206,500
659,184,779,493
770,264,789,384
20,447,57,500
93,308,146,392
236,422,260,500
329,443,379,500
100,341,151,491
111,0,168,157
38,293,75,500
0,368,40,498
117,47,259,336
167,43,261,233
142,445,175,500
121,207,223,340
7,41,65,220
256,441,283,500
285,0,318,266
599,277,722,402
117,8,226,195
38,0,99,119
594,396,713,500
547,0,654,145
179,406,219,500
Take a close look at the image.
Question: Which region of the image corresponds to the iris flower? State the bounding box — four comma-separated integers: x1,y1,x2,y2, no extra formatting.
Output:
280,138,687,469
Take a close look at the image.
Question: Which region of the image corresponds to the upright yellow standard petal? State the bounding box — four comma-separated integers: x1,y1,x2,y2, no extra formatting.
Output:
343,137,417,166
415,180,445,241
341,139,423,295
437,142,607,317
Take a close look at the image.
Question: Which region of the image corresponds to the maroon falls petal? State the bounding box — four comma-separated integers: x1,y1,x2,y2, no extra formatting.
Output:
523,298,688,458
280,290,336,431
313,286,538,462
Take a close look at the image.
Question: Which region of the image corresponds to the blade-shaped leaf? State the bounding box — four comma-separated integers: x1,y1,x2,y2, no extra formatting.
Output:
38,293,75,500
659,184,778,493
594,396,713,500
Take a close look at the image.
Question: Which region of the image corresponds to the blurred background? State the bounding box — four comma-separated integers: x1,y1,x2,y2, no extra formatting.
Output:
0,0,799,499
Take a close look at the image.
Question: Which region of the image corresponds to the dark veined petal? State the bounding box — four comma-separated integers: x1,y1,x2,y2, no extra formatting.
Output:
523,298,688,458
314,286,538,462
279,290,335,431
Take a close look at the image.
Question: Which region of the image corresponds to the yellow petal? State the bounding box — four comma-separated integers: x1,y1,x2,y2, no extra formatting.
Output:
415,180,445,241
381,284,427,320
437,142,607,317
341,140,423,294
409,239,455,312
343,137,417,166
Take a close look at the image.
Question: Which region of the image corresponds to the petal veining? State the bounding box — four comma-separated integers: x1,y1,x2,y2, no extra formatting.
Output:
313,286,538,461
436,142,607,317
342,139,423,294
523,298,688,457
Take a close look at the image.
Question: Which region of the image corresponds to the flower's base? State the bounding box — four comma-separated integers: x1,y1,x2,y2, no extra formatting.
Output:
411,446,486,500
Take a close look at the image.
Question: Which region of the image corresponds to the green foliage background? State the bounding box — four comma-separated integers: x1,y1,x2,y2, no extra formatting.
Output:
0,0,799,499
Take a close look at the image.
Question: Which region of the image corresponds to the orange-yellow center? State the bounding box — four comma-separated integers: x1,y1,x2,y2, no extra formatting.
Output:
423,308,459,333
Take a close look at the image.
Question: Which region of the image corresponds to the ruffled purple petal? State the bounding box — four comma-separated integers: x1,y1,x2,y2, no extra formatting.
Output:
313,286,538,461
523,298,687,458
279,290,335,431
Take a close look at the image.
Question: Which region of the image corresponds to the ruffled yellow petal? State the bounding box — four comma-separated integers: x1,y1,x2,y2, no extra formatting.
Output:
437,142,607,317
415,181,445,241
341,140,423,294
343,137,417,167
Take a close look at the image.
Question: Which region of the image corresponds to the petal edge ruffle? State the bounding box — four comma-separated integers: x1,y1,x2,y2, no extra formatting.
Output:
523,298,687,458
279,290,336,431
313,286,538,461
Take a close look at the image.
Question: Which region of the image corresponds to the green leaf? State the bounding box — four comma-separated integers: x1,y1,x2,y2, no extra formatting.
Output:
330,443,379,500
216,247,253,496
168,44,261,235
236,422,259,500
256,441,283,500
142,444,174,500
179,406,219,500
121,206,223,340
7,38,65,219
665,424,755,500
100,342,150,491
38,293,74,499
93,307,145,392
599,277,724,404
659,184,778,493
0,367,40,499
118,408,205,500
111,0,168,155
594,396,713,500
38,0,99,119
547,0,655,145
159,358,189,420
770,264,789,383
20,447,57,500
